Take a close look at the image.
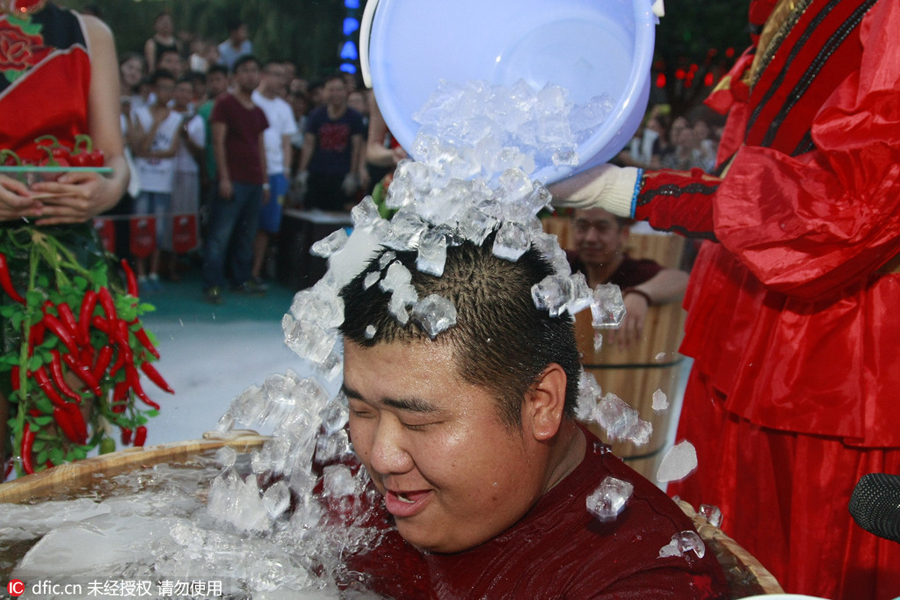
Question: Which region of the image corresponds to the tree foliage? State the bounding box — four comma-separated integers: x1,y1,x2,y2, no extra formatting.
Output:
653,0,752,117
64,0,349,78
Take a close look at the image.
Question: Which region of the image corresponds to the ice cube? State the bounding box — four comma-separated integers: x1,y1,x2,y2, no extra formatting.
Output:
591,284,626,328
365,324,377,340
656,441,698,483
351,195,382,229
531,274,571,318
496,168,534,204
379,261,412,293
322,464,357,498
576,370,602,423
378,251,397,270
552,146,579,167
659,531,706,559
652,389,669,411
262,481,291,519
215,446,237,470
699,504,723,528
626,419,652,446
655,352,668,362
593,332,603,352
363,271,381,290
595,393,639,441
457,205,498,245
417,228,448,276
492,221,530,262
283,316,337,364
310,229,349,258
566,272,593,315
412,294,458,338
388,282,418,325
586,476,634,522
384,211,428,251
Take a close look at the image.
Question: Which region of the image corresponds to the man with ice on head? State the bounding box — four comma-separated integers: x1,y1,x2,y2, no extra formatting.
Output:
335,231,727,599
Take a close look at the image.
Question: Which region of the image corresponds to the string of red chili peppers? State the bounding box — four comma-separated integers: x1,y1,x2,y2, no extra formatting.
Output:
1,252,172,476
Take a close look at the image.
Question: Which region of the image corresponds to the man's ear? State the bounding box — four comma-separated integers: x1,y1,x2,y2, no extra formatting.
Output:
524,363,568,442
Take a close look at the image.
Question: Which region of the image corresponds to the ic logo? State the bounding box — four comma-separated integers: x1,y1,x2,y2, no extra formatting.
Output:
7,579,24,596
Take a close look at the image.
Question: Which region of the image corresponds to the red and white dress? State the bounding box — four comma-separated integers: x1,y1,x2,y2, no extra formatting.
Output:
633,1,900,597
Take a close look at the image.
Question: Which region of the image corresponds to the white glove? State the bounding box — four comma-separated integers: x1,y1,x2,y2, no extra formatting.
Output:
547,164,641,218
341,172,360,196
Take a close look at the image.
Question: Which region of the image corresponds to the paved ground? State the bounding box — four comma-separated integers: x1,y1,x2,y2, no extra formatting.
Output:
135,268,307,447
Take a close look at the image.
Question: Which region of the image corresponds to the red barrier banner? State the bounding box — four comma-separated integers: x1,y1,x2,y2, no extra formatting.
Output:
172,214,198,254
130,217,156,258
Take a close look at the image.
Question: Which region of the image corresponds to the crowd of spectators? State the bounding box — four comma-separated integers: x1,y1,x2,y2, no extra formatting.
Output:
112,12,372,304
112,11,713,305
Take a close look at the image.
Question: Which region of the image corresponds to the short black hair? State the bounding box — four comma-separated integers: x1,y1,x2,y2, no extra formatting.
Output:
175,73,194,86
339,234,581,426
226,19,245,33
232,54,261,75
150,69,175,85
206,64,229,78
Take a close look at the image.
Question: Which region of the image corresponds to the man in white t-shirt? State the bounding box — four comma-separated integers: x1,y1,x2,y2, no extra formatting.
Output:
250,60,297,287
131,69,182,291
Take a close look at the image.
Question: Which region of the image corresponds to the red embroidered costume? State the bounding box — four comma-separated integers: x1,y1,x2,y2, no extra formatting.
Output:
631,0,900,597
0,3,91,160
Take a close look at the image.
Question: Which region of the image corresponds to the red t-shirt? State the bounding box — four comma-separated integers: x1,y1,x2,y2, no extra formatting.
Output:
210,92,268,185
341,427,728,599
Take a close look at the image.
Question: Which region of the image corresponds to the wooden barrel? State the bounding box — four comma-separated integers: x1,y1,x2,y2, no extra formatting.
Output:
0,431,268,504
560,225,689,481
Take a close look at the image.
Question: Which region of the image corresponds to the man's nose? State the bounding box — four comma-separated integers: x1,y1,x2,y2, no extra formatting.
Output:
369,417,414,475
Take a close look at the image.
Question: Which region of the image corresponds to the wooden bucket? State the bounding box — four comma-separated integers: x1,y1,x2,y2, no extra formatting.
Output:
555,221,689,481
677,499,785,597
0,431,268,504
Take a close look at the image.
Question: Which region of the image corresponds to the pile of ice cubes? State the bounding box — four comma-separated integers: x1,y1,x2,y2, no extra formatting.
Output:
412,79,615,180
576,371,653,447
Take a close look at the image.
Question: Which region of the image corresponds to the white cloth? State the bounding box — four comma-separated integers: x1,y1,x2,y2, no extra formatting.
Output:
174,113,205,175
132,106,182,194
252,90,298,175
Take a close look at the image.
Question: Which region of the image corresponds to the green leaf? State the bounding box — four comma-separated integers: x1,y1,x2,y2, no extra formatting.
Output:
31,439,45,452
0,305,17,318
49,448,64,464
138,303,156,313
27,355,42,371
33,416,52,427
72,447,88,460
39,348,52,364
10,312,23,329
73,276,88,292
36,449,49,465
25,290,43,306
35,396,53,414
36,275,49,289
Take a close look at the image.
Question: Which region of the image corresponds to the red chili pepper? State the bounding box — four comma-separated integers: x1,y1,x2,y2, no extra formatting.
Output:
10,365,19,392
21,423,35,474
110,346,131,377
133,426,147,447
115,319,130,348
57,303,81,345
62,353,102,397
53,406,82,443
97,287,118,322
49,349,81,403
80,345,95,368
92,345,114,380
68,151,91,167
33,366,67,408
121,259,138,296
140,362,174,394
28,321,45,351
92,315,110,334
127,366,161,410
43,313,79,355
73,134,104,167
0,253,24,304
79,290,97,342
63,403,88,444
121,427,133,445
133,325,160,359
